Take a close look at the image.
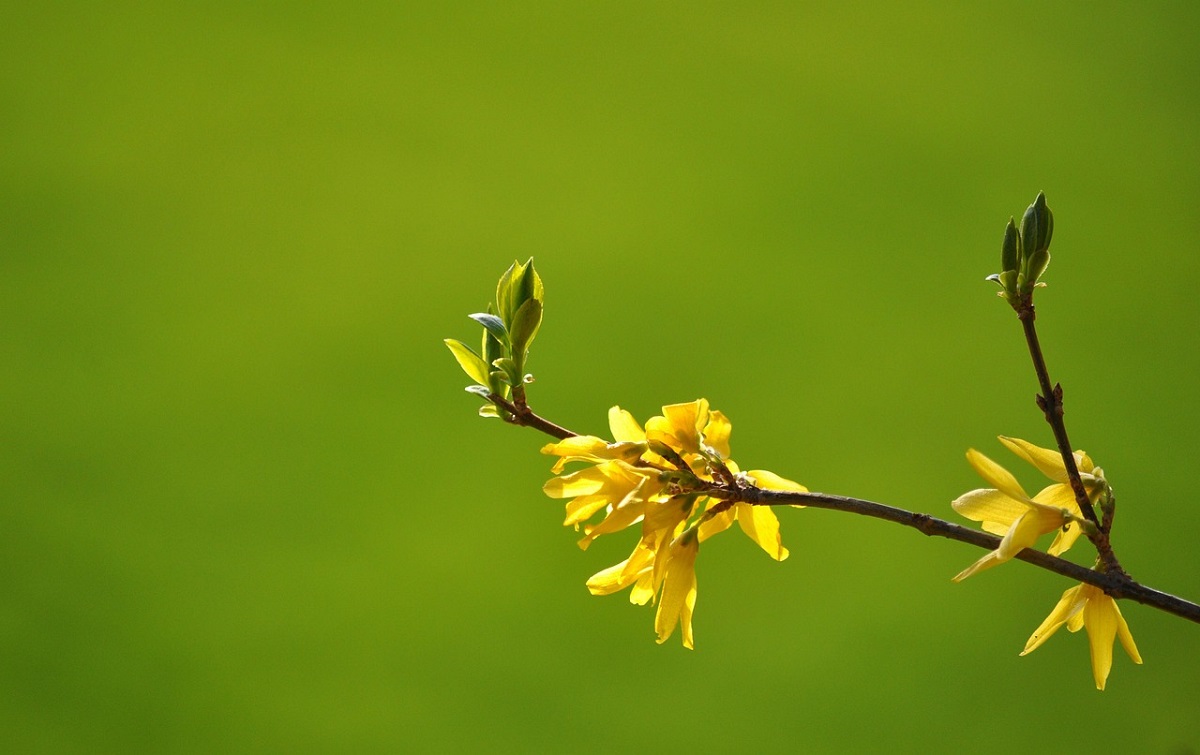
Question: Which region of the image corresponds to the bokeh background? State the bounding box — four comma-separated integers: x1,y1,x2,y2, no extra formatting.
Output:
4,2,1199,752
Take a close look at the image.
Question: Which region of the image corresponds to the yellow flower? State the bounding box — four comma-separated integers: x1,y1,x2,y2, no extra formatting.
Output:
542,460,660,544
541,406,650,473
951,444,1081,581
995,436,1106,556
542,399,806,648
645,399,710,458
1021,583,1142,690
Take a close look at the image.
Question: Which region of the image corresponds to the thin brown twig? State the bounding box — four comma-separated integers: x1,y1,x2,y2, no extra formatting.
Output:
1017,299,1123,575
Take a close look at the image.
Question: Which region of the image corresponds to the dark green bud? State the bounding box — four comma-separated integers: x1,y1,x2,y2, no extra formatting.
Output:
1021,192,1053,259
1002,217,1021,273
1018,192,1054,291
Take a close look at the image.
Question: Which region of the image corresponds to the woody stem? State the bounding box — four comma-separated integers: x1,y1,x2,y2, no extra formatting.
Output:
1016,299,1123,574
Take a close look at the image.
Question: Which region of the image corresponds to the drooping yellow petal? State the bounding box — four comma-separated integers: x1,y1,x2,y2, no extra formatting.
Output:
586,558,640,596
952,550,1003,582
965,449,1029,502
953,505,1064,581
678,575,697,650
999,436,1069,483
577,476,654,549
641,496,695,554
1114,603,1142,665
654,532,699,648
1022,585,1085,655
629,571,655,605
1082,585,1118,690
697,504,736,542
586,545,654,596
735,503,789,561
608,406,646,443
952,488,1031,533
563,494,612,528
1047,523,1083,558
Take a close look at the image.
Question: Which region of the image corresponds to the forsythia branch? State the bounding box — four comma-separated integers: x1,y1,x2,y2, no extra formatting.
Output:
482,389,1200,625
449,199,1198,689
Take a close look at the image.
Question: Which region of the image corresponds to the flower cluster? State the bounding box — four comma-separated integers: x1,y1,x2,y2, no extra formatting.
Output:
541,399,806,648
952,436,1139,688
1021,583,1142,690
950,436,1104,581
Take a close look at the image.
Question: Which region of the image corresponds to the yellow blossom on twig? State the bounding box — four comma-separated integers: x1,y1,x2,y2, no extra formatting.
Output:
540,399,806,647
1021,583,1142,690
950,438,1096,581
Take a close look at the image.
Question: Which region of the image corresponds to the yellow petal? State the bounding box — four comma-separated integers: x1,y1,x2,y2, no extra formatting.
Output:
996,506,1064,560
576,477,652,549
563,494,612,528
953,505,1063,581
966,449,1030,502
646,399,709,455
1074,450,1095,473
952,550,1002,582
735,503,789,561
679,576,697,650
1113,602,1142,664
629,571,655,605
1031,483,1081,515
586,545,654,596
697,505,735,542
1082,586,1118,690
952,488,1030,530
542,435,608,458
1037,481,1085,557
586,558,639,596
1022,585,1085,655
745,469,808,497
543,466,607,498
1047,522,1083,557
654,533,699,647
702,410,733,459
642,496,694,548
999,436,1069,483
608,406,646,443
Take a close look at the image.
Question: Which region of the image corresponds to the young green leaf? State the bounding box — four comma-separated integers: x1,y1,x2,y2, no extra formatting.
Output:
496,260,521,325
469,313,509,345
509,297,543,368
444,339,490,386
491,357,522,387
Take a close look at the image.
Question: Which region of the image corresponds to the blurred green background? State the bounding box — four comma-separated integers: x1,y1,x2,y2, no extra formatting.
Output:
4,2,1199,752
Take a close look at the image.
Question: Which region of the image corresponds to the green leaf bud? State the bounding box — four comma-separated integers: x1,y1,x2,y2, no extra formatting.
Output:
1002,217,1021,273
469,312,508,345
495,260,520,326
508,298,543,371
